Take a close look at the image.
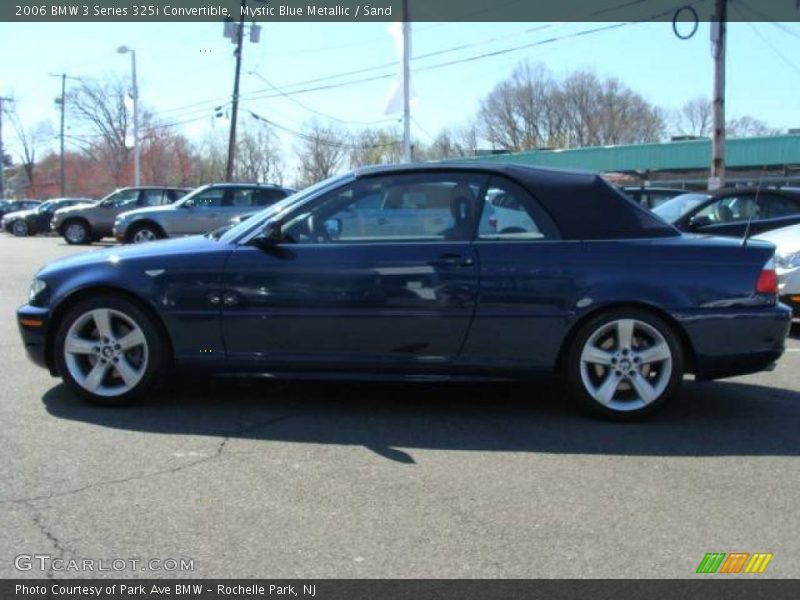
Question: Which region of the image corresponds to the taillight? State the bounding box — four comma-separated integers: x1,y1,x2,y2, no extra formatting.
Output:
756,257,779,294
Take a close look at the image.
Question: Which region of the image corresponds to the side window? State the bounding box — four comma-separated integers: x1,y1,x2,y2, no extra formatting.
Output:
110,189,141,209
695,196,757,223
477,177,559,240
255,189,289,206
761,194,800,218
191,189,225,208
230,189,257,208
281,172,487,244
141,190,164,207
166,189,187,203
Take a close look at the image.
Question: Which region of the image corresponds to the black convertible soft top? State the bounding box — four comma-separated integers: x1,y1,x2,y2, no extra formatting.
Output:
355,162,679,241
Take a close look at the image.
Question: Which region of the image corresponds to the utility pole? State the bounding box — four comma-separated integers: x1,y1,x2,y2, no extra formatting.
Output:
226,0,247,182
0,96,12,199
49,73,82,196
402,0,412,162
710,0,727,190
117,46,140,186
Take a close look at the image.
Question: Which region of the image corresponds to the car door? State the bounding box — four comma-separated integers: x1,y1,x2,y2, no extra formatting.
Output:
174,187,226,235
95,189,142,235
462,175,575,370
221,171,485,368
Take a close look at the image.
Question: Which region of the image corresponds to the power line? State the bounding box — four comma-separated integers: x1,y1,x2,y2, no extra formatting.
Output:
247,70,398,125
248,110,400,150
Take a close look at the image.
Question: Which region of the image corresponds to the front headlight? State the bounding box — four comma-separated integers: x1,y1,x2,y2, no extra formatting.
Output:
775,251,800,270
29,278,47,303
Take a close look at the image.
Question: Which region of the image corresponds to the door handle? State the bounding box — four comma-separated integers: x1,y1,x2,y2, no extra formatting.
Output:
429,254,474,268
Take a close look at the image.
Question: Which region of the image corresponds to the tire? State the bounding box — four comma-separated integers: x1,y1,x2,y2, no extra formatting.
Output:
128,223,165,244
53,296,168,406
11,220,29,237
62,220,91,245
565,308,684,421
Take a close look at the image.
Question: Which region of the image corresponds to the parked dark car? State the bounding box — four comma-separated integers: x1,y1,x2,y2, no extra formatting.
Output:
622,186,687,209
0,199,41,221
654,188,800,237
18,164,790,420
4,198,91,237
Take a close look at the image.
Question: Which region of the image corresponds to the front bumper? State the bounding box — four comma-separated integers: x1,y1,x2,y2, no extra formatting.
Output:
17,305,52,371
678,304,792,381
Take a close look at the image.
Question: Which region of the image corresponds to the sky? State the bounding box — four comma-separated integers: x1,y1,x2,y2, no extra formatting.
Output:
1,19,800,182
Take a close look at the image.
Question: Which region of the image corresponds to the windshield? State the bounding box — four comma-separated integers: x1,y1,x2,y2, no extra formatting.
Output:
174,184,212,207
36,200,56,213
653,193,710,223
216,174,354,243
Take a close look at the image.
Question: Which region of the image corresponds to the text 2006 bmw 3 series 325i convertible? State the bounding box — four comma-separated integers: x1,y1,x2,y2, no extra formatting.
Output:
17,164,791,419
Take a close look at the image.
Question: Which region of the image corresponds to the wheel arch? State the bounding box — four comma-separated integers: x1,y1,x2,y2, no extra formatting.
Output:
45,285,174,375
126,219,167,242
555,301,696,376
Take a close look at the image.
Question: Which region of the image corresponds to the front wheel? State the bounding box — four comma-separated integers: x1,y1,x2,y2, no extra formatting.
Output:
11,220,29,237
565,309,684,420
128,223,164,244
54,296,168,405
62,220,91,245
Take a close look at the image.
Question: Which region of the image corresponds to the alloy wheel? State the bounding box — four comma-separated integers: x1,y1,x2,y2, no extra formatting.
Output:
63,308,149,397
65,223,87,244
12,220,28,236
579,318,673,412
132,228,158,243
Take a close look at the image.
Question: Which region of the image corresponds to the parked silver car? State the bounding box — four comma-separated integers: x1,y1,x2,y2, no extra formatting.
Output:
51,186,191,245
114,183,293,243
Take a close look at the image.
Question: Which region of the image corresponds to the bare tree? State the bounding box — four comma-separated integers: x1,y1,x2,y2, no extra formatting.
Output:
476,61,665,151
235,124,284,184
7,108,51,191
674,97,713,137
348,128,402,168
295,120,347,187
66,77,139,187
726,116,781,137
189,132,228,185
423,122,480,160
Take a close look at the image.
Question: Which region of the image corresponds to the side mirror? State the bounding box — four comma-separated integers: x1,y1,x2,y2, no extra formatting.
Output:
688,215,712,229
181,199,195,208
251,221,284,248
324,218,342,239
101,199,114,208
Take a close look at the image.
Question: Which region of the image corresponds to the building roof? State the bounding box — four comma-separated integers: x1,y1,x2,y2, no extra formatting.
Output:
466,135,800,173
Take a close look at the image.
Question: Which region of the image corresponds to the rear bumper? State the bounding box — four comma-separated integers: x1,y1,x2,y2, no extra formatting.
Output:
677,304,792,381
17,305,51,371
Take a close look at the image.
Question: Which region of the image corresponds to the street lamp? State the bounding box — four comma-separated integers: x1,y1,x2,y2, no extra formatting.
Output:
117,45,140,187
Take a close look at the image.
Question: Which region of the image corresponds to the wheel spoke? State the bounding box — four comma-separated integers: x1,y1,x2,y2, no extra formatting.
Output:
91,309,113,340
628,373,658,404
114,357,141,388
84,361,110,392
637,342,670,365
616,319,635,350
65,336,96,355
581,345,614,366
118,328,145,350
594,374,621,405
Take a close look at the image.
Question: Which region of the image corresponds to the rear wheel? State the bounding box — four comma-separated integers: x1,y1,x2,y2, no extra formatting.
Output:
566,309,684,420
54,296,168,405
63,220,91,245
11,220,29,237
128,223,164,244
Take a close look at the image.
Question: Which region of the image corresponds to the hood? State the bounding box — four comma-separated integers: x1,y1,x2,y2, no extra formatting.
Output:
38,235,223,276
2,209,33,221
754,223,800,255
54,201,97,216
118,204,178,220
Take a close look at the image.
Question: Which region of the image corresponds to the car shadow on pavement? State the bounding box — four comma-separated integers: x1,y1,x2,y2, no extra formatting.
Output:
40,375,800,463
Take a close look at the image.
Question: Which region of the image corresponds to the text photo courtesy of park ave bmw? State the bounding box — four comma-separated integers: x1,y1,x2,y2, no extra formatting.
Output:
2,0,800,598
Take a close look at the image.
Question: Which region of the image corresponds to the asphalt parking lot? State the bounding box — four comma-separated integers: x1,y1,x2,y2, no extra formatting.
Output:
1,233,799,579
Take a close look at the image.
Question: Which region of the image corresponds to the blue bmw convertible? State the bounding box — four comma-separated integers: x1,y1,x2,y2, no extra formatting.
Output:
17,164,791,419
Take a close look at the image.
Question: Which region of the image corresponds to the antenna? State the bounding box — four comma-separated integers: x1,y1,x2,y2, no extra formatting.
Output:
742,164,768,247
